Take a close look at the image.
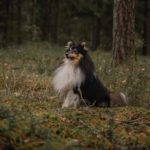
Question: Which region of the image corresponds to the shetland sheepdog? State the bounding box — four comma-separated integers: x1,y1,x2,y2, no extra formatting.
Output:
52,41,127,108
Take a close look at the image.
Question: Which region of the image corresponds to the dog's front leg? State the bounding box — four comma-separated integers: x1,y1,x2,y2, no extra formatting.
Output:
62,90,80,108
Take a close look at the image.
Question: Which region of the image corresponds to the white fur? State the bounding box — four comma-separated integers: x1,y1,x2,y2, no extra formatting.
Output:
120,92,128,105
62,90,80,108
52,60,85,94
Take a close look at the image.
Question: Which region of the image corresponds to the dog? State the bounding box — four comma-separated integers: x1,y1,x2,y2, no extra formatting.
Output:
52,41,127,108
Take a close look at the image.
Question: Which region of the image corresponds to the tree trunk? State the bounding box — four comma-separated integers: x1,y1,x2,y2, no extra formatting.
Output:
142,0,150,55
17,0,22,45
0,0,10,47
112,0,135,65
91,17,101,51
9,0,14,43
40,0,52,41
50,0,60,44
30,0,37,41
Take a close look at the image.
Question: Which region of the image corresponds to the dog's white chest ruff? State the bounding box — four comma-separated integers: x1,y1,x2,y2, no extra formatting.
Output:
52,60,85,94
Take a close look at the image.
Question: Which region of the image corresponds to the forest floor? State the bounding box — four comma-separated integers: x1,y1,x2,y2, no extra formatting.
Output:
0,43,150,150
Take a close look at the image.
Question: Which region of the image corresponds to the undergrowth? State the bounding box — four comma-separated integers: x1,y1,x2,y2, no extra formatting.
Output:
0,42,150,149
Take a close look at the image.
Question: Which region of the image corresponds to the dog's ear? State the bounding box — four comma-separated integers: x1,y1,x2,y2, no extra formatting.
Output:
80,42,88,51
65,41,74,49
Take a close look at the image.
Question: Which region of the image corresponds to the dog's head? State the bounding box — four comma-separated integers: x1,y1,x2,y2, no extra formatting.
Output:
64,41,88,64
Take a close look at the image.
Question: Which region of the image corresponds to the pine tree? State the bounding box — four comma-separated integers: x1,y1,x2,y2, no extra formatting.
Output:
112,0,135,65
142,0,150,55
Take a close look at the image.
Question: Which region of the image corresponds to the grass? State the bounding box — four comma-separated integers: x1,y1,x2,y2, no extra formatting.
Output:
0,42,150,149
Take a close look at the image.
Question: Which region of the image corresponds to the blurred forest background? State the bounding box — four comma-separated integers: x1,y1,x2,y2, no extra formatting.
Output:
0,0,150,149
0,0,149,55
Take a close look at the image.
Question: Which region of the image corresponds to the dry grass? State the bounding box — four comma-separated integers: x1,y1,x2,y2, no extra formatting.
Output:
0,42,150,149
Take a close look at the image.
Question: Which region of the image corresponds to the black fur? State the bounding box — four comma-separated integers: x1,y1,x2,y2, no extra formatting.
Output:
80,75,110,107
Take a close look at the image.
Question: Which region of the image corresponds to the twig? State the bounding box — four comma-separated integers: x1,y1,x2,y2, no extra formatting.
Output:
116,116,150,125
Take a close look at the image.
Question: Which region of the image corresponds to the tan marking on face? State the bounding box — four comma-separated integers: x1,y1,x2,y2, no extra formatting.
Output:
71,53,83,64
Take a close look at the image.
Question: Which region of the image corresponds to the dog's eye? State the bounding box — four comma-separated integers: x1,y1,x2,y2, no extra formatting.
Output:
66,49,70,52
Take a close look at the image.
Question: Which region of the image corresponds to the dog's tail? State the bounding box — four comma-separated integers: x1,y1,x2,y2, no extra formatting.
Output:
110,92,128,107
